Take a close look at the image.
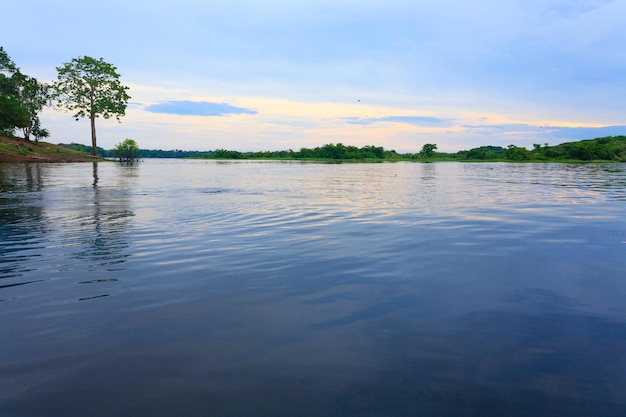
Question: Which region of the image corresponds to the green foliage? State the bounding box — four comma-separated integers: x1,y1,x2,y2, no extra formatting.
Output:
31,125,49,144
420,143,437,158
319,143,346,159
505,144,533,160
139,149,209,158
0,91,28,131
58,142,111,157
57,137,626,163
53,56,130,156
1,47,50,140
51,136,626,162
0,142,15,152
16,75,50,141
0,47,29,132
458,145,507,160
454,137,626,162
246,137,625,163
113,138,140,162
214,149,244,159
0,46,18,73
60,144,212,159
241,143,398,161
17,144,33,155
547,136,626,161
54,56,130,121
196,143,397,161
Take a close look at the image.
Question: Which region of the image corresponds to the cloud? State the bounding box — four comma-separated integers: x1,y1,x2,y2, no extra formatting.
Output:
462,123,626,139
545,125,626,141
542,0,613,18
343,116,454,127
462,123,539,135
144,101,257,117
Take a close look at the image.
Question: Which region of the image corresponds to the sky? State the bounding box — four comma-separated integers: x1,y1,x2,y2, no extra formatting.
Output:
4,0,626,152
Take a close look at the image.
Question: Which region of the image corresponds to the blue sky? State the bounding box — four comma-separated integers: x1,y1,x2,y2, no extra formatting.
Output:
4,0,626,152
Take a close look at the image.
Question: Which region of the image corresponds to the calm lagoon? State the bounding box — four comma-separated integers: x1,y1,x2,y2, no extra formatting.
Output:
2,160,626,416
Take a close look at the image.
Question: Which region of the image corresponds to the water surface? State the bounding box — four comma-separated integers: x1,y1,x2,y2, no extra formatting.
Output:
2,160,626,416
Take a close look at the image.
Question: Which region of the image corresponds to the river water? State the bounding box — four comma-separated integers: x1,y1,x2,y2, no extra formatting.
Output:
2,160,626,416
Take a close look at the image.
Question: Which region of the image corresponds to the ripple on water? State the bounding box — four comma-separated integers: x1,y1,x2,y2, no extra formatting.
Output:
2,161,626,417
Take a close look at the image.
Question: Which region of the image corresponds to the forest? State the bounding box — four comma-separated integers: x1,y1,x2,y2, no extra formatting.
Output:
60,135,626,162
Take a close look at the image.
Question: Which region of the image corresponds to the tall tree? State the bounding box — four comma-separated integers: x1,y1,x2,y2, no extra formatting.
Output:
53,56,130,156
0,46,18,73
0,46,29,134
420,143,437,158
16,75,50,141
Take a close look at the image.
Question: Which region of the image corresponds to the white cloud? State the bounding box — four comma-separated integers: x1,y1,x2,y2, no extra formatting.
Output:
144,101,257,117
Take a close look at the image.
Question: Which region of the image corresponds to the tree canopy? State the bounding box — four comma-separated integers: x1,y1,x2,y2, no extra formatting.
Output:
113,138,140,162
1,47,50,141
420,143,437,158
1,47,29,134
16,75,50,142
53,56,130,156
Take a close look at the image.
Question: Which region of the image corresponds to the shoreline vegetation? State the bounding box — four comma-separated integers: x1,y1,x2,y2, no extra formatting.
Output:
2,135,626,164
5,48,624,165
0,136,103,163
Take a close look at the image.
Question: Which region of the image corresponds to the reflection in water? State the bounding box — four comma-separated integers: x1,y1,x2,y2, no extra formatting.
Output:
25,163,43,192
0,164,48,280
92,161,98,187
69,162,133,271
1,161,626,416
0,162,136,282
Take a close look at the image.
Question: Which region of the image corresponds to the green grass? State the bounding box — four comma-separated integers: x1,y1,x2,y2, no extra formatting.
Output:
0,143,16,153
1,136,104,161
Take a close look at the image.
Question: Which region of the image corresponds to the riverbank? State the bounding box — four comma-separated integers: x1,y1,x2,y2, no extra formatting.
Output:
0,136,102,163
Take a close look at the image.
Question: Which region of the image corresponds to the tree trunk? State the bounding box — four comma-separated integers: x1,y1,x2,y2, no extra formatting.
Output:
90,114,97,157
90,85,97,157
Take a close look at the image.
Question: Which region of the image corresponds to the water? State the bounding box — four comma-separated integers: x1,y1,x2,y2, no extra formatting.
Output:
2,160,626,417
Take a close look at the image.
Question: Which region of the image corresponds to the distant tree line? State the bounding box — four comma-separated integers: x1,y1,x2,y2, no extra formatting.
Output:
222,138,626,162
455,136,626,161
212,143,403,161
58,142,212,159
58,136,626,162
58,143,110,157
58,142,398,160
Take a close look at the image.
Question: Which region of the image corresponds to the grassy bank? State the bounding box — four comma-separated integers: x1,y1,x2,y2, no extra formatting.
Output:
0,136,102,163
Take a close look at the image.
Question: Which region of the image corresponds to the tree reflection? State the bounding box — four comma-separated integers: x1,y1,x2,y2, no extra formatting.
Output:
92,161,99,187
1,162,139,280
70,162,136,271
0,164,47,279
420,163,437,199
